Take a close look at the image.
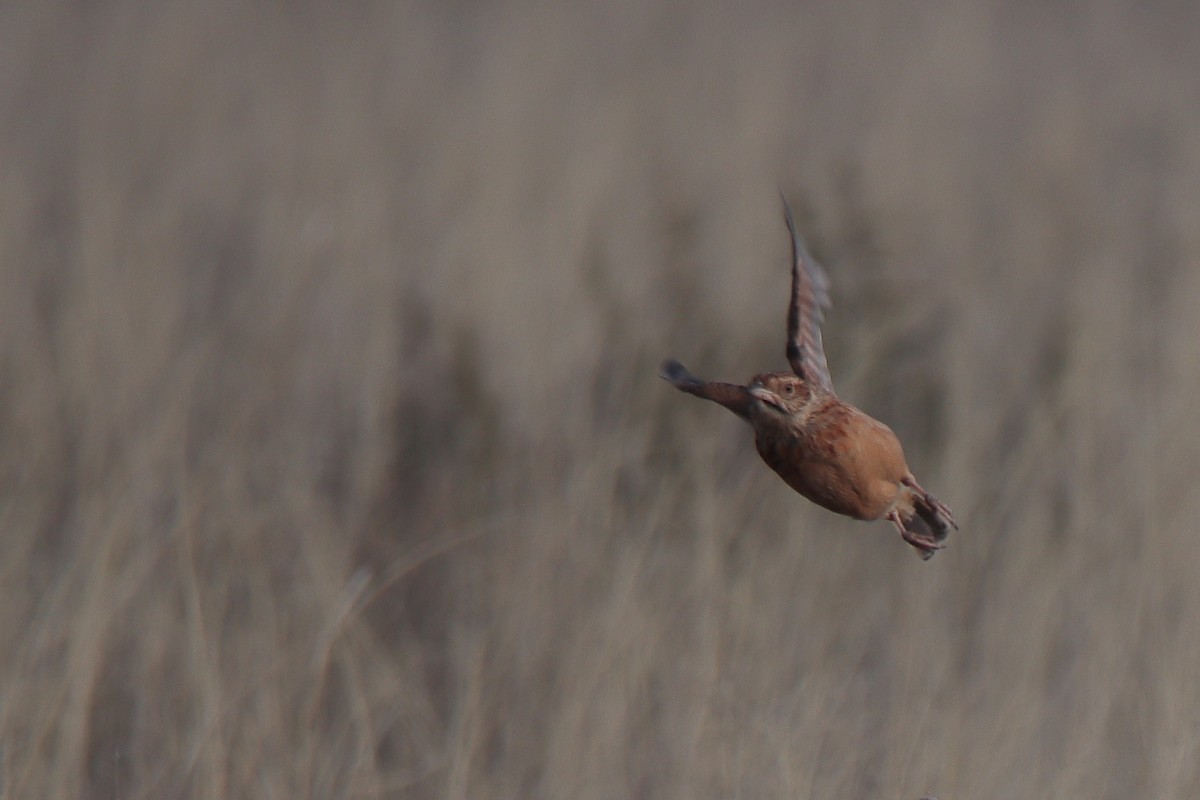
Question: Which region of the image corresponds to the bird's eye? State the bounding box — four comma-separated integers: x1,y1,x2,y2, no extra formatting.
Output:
784,384,794,395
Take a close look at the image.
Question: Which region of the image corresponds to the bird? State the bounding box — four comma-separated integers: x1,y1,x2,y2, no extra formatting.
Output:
660,197,957,559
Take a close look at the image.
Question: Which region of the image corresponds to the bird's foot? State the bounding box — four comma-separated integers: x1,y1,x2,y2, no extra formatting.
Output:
901,476,959,531
900,529,945,560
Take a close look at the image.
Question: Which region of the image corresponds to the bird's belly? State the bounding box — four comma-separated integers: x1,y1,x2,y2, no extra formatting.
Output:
755,433,901,521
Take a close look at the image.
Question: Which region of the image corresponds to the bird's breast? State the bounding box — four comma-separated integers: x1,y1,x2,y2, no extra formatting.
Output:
753,400,909,520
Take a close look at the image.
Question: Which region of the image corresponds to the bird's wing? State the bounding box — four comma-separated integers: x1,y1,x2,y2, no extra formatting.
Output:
660,359,753,421
782,198,833,393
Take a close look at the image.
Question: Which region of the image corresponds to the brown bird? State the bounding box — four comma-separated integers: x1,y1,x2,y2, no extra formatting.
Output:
660,198,957,559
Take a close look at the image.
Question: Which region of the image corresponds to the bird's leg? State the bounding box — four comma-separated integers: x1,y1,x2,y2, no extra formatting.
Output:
901,476,959,531
886,509,943,560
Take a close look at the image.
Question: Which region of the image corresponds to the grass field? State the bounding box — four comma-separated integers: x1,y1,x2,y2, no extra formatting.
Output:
4,1,1200,797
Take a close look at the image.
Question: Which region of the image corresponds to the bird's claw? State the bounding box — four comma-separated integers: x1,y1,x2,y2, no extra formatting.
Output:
903,532,945,560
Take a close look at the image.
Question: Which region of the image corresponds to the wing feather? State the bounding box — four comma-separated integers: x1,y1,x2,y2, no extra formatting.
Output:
781,197,833,392
660,359,752,420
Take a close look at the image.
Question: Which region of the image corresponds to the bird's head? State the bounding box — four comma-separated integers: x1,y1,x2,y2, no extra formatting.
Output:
747,372,815,422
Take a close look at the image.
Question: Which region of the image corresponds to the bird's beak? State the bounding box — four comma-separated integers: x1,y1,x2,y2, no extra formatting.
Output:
748,384,786,412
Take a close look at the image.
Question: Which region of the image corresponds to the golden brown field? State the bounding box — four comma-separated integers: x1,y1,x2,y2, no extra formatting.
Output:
4,1,1200,797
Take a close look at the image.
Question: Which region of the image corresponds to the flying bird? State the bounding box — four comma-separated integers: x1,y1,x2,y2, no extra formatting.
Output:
660,198,956,559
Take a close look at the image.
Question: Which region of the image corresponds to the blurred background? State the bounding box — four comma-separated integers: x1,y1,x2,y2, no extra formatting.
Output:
3,1,1200,797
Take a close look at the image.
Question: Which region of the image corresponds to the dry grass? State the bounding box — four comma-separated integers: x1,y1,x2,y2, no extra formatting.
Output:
4,1,1200,797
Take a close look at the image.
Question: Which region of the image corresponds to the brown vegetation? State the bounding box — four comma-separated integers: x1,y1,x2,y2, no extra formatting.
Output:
4,1,1200,797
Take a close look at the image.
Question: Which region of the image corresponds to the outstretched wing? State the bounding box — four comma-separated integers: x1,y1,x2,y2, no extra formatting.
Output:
781,197,833,393
660,359,753,421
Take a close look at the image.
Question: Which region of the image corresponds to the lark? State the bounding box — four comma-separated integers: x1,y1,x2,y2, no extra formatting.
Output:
661,198,956,559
